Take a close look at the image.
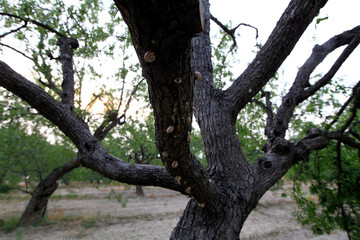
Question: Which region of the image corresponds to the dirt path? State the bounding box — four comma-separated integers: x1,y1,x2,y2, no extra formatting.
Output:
0,184,347,240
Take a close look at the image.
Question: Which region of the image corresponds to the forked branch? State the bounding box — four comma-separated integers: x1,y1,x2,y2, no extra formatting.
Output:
210,14,258,51
226,0,328,114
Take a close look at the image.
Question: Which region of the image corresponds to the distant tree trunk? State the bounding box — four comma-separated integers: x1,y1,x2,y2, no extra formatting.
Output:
19,180,58,226
0,173,8,193
135,185,145,196
0,173,5,185
18,157,80,226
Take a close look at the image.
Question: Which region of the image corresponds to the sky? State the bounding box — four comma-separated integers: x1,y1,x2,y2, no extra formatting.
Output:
209,0,360,88
1,0,360,115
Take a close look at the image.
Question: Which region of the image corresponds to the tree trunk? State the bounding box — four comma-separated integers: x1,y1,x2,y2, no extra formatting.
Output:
18,157,80,226
114,0,328,239
0,0,334,237
135,185,145,196
171,199,250,240
18,180,58,226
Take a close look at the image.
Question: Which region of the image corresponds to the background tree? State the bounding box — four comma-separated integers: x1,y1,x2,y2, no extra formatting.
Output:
105,116,161,196
0,0,359,239
0,0,143,226
287,80,360,239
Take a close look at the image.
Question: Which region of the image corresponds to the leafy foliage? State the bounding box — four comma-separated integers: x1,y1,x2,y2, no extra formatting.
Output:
287,78,360,239
211,22,238,89
0,0,144,190
0,124,76,191
0,1,359,238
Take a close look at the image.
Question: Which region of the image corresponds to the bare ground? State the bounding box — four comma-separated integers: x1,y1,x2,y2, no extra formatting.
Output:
0,184,347,240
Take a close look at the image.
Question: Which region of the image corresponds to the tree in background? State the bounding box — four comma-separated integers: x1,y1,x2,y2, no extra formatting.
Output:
0,0,359,239
105,116,160,196
0,0,143,226
287,80,360,239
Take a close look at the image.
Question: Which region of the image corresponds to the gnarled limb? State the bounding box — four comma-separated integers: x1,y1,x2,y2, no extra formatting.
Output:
225,0,328,116
266,26,360,141
18,157,81,226
250,25,360,210
114,0,222,209
0,60,184,193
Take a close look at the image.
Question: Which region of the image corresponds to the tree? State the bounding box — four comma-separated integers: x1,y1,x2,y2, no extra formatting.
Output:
1,0,359,239
0,0,142,226
105,116,161,196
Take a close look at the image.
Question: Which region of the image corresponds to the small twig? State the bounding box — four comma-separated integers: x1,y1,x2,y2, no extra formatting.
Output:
0,12,65,38
0,43,34,61
124,78,145,112
338,81,360,133
93,78,144,141
0,21,28,38
38,78,62,95
326,95,353,130
0,184,33,195
117,69,127,112
303,35,360,100
233,22,259,39
349,121,360,141
210,14,258,51
252,90,273,136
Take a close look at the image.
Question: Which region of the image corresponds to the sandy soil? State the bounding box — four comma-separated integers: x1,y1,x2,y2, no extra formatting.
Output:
0,184,348,240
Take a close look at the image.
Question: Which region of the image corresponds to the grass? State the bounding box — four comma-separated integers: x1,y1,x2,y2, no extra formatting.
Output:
0,183,141,238
76,213,101,238
50,193,95,200
81,215,98,229
0,216,20,232
50,193,79,200
0,193,30,201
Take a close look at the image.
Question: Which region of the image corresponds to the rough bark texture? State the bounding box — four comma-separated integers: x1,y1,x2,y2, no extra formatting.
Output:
1,0,360,238
113,0,360,239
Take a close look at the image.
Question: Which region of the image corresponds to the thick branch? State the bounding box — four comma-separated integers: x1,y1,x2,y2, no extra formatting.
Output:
252,125,360,203
0,60,185,192
0,60,91,147
327,131,360,150
57,37,76,110
266,26,360,139
1,12,78,109
79,148,184,192
225,0,328,117
252,26,360,200
301,29,360,101
114,0,222,209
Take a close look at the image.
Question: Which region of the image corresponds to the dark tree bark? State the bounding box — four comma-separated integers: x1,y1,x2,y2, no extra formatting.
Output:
113,0,334,239
16,31,80,226
1,0,360,238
